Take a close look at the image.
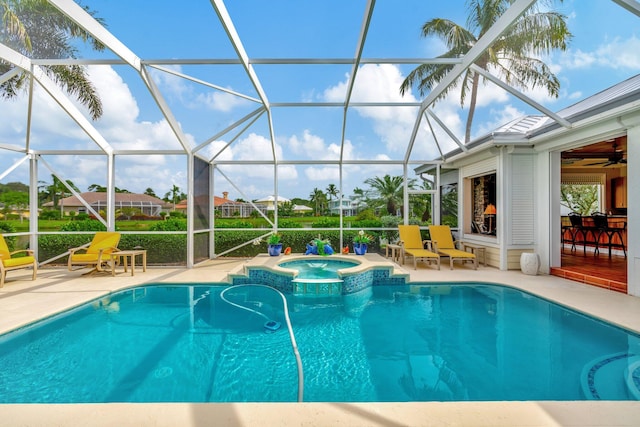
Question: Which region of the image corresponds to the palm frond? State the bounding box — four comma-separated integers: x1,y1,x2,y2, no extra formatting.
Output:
48,65,103,120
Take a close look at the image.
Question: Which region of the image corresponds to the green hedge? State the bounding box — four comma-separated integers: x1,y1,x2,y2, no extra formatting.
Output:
213,229,381,256
38,234,188,265
0,222,17,251
37,228,385,265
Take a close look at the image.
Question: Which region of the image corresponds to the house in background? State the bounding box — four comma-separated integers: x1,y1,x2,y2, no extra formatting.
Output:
176,192,257,218
328,198,358,216
43,192,171,217
255,195,313,216
416,73,639,295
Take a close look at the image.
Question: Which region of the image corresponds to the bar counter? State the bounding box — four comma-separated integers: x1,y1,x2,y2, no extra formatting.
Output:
561,215,627,256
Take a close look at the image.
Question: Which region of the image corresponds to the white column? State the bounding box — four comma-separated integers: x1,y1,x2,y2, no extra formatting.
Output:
186,153,194,268
625,123,640,296
29,155,39,259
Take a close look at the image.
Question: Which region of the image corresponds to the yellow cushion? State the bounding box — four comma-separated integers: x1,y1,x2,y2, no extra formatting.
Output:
86,232,120,255
3,256,36,268
404,248,439,259
428,225,456,250
438,249,475,258
0,235,11,258
70,253,101,263
398,225,427,250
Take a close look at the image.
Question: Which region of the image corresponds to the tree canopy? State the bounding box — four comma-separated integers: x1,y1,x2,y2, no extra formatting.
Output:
400,0,571,143
0,0,106,119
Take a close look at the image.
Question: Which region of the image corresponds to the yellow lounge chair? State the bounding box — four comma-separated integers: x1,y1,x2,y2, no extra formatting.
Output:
428,225,477,270
68,232,121,274
1,234,37,287
398,225,440,270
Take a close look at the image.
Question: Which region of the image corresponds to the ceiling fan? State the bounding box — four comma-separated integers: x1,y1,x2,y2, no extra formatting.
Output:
585,143,627,167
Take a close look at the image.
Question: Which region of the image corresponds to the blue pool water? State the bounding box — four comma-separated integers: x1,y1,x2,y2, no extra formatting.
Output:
0,283,639,403
278,259,359,279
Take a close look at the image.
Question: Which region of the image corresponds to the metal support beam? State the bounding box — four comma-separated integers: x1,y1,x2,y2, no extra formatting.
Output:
47,0,142,71
405,0,537,155
29,154,38,260
470,64,572,128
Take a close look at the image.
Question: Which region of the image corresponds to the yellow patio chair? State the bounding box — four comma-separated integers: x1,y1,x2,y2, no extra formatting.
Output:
398,225,440,270
428,225,477,270
68,232,121,274
0,234,37,287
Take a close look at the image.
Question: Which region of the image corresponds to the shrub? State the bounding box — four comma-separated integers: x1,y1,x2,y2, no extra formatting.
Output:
0,222,16,250
355,209,378,221
311,218,339,228
380,215,401,242
59,220,107,232
40,210,61,220
278,219,303,228
215,220,255,229
149,218,187,231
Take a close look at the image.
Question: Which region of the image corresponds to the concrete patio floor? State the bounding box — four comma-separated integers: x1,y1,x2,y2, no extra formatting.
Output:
1,253,639,426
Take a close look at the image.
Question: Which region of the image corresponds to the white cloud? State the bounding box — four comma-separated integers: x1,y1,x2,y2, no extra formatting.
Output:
304,166,340,182
0,65,195,195
150,65,251,112
323,64,421,155
193,90,249,112
559,36,640,71
594,36,640,69
286,129,355,161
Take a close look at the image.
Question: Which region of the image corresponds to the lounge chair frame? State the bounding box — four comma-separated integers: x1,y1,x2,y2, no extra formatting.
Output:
398,225,440,270
68,232,121,274
0,235,38,287
429,225,478,270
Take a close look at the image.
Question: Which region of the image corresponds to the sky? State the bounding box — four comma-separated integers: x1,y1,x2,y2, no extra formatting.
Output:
1,0,639,202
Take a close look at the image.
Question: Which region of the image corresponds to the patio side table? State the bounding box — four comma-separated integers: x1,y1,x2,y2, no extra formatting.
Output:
110,250,147,276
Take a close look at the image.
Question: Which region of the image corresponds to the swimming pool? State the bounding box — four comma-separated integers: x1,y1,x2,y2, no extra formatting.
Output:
0,283,638,403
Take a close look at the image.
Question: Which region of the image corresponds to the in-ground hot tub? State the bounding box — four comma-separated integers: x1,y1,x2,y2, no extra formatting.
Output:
278,258,361,297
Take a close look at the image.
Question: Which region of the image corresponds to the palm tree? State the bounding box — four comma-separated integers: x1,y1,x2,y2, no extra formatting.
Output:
412,180,433,222
309,188,326,216
0,0,106,119
364,175,416,216
351,187,366,213
400,0,571,143
38,175,79,214
326,183,339,213
164,184,182,210
144,187,157,198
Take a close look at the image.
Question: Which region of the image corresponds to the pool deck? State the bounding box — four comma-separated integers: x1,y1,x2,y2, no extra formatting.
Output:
1,253,639,426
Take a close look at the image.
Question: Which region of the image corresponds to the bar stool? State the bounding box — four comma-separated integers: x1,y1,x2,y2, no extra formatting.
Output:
592,212,627,258
566,212,588,255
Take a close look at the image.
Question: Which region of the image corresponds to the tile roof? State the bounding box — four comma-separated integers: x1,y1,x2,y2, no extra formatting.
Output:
43,192,170,208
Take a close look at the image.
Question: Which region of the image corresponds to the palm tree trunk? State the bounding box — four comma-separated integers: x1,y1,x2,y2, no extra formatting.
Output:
465,72,480,144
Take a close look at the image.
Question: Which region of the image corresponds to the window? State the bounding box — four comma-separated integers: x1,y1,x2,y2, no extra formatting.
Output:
440,183,458,227
469,173,496,236
560,174,605,215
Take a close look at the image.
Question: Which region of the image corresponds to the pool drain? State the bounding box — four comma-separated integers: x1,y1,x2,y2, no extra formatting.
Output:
154,366,173,378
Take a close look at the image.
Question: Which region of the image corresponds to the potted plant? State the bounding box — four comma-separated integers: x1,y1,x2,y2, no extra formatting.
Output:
353,230,374,255
267,233,283,256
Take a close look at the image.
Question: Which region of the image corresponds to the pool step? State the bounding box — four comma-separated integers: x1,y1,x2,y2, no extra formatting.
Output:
580,352,640,400
292,278,343,297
